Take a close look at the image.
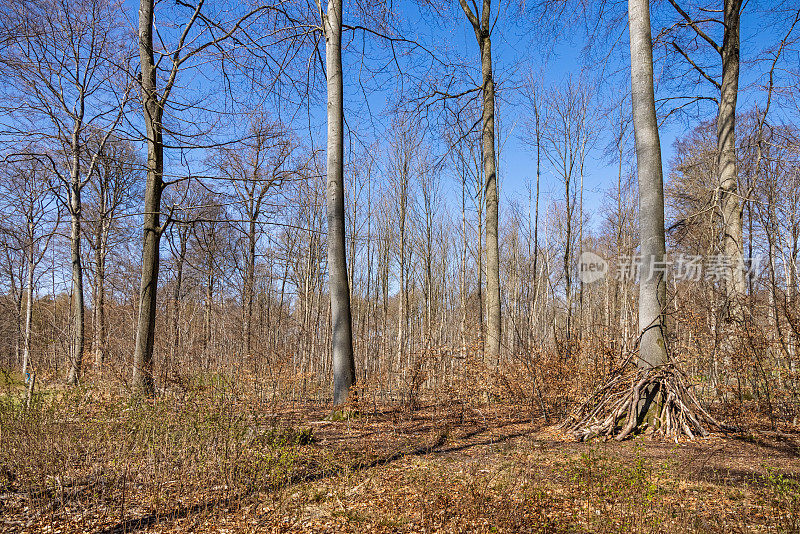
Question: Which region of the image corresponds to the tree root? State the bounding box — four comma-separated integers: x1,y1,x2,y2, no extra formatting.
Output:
563,364,734,442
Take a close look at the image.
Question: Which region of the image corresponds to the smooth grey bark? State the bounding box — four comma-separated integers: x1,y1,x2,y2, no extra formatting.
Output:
717,0,745,321
66,133,85,386
479,18,501,364
131,0,163,395
245,220,256,357
629,0,668,369
666,0,744,318
171,223,189,366
322,0,356,406
22,243,34,377
459,0,501,362
92,191,109,369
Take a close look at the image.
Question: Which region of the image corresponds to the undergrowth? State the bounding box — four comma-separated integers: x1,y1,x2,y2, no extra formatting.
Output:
1,374,799,532
0,382,324,532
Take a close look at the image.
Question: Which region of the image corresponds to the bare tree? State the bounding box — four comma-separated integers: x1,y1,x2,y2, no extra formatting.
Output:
386,116,424,396
658,0,748,320
84,138,141,370
162,180,205,375
131,0,269,394
629,0,668,370
446,105,486,359
0,0,132,385
458,0,501,362
541,77,596,356
0,158,59,377
565,0,730,441
213,116,297,359
318,0,356,406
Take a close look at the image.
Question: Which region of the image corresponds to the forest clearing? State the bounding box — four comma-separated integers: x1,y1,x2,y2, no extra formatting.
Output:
2,372,799,533
2,0,800,531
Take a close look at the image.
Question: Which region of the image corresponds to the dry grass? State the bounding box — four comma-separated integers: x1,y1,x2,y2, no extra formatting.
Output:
1,371,799,533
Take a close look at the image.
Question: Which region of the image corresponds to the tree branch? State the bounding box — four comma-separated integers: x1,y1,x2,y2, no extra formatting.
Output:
671,41,721,90
666,0,722,55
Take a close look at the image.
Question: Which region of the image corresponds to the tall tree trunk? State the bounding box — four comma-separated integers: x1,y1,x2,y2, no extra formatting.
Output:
578,136,586,344
789,233,798,363
480,23,501,363
629,0,668,369
396,219,405,380
459,0,500,363
460,172,468,360
363,178,373,379
131,0,163,395
22,246,34,378
718,0,744,322
245,220,256,357
477,205,485,358
425,229,433,347
381,227,390,384
94,210,109,369
396,166,408,383
532,96,541,321
323,0,355,406
66,163,85,385
171,225,187,371
564,170,572,357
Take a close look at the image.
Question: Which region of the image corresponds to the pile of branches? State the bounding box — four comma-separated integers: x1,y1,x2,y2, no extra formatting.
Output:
563,363,732,442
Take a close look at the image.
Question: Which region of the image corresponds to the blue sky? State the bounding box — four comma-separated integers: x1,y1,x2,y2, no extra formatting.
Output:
4,0,796,299
122,0,796,238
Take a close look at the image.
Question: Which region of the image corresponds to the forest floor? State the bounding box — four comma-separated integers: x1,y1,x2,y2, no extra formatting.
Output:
1,375,799,533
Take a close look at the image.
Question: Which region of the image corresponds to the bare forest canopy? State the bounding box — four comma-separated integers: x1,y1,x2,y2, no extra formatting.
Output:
0,0,798,429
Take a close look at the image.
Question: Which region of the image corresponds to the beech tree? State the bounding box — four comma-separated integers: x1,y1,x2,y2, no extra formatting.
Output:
657,0,744,321
458,0,501,362
213,116,298,359
565,0,729,441
541,78,597,356
629,0,668,371
131,0,269,394
83,138,140,370
0,0,131,385
0,159,59,377
318,0,356,406
5,0,798,444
